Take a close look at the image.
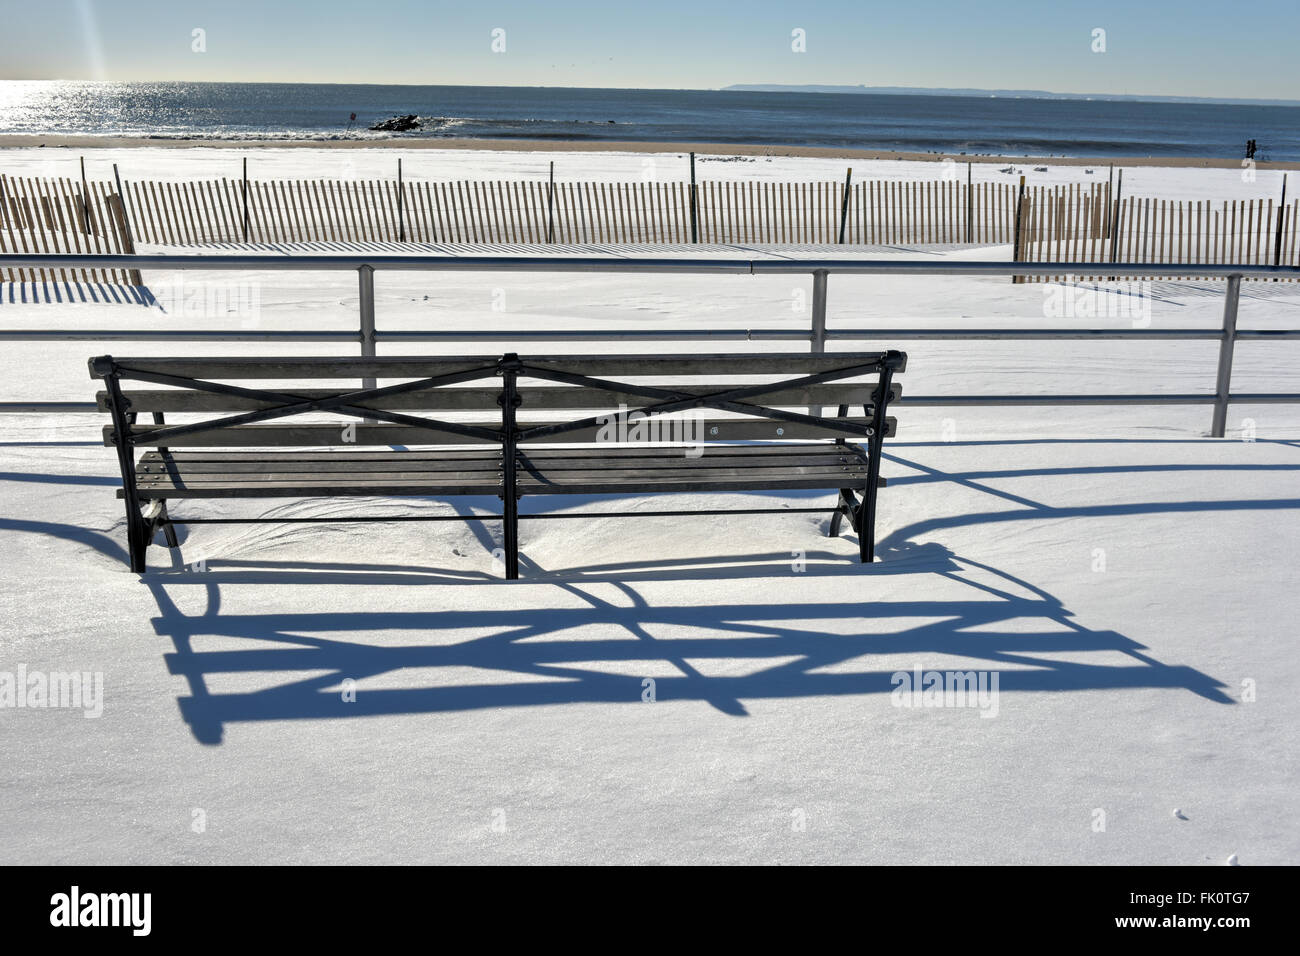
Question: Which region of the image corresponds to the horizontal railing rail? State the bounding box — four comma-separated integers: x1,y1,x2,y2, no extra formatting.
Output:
2,252,1299,436
3,253,1300,276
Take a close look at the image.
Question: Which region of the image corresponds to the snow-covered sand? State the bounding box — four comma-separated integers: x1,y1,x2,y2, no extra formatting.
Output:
0,143,1292,202
0,147,1297,864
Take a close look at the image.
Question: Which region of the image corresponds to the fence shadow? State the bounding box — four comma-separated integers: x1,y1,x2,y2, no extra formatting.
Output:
0,279,153,306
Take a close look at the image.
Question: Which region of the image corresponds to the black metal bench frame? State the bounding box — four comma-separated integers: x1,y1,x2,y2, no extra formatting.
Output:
91,351,905,578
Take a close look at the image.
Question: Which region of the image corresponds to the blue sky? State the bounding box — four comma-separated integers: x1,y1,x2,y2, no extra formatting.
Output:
0,0,1296,99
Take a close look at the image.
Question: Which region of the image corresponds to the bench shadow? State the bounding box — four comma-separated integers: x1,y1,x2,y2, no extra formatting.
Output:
3,439,1275,746
141,537,1233,746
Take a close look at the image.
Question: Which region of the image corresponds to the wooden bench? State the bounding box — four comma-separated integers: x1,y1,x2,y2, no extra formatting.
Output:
91,351,906,578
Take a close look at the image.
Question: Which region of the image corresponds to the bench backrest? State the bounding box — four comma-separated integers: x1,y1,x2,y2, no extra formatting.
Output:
90,352,906,450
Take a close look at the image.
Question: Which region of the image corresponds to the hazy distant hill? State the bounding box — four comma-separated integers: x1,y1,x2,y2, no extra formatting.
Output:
722,84,1300,107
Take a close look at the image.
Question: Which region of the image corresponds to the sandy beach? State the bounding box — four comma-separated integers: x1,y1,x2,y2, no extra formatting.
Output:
3,134,1296,171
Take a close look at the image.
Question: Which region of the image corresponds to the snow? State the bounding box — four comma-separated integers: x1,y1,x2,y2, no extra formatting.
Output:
0,146,1298,864
0,144,1289,203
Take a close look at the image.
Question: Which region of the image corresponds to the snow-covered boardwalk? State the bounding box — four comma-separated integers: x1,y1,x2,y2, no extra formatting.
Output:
1,147,1297,864
1,429,1295,863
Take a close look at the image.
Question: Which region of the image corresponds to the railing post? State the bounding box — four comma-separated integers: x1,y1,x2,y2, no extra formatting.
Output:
358,264,376,392
809,270,828,415
810,270,828,355
1211,274,1241,438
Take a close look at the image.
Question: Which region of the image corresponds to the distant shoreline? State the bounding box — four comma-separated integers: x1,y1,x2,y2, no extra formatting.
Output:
722,84,1300,108
2,134,1296,170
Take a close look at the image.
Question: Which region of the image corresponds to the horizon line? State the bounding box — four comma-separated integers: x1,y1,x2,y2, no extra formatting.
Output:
3,77,1298,107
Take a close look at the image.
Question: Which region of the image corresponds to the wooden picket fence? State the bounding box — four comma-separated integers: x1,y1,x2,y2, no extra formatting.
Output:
2,171,1297,284
0,174,138,284
1,173,1015,259
1016,182,1300,280
101,176,1019,247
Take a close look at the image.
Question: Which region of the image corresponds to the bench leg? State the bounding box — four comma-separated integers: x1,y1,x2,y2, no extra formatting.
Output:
124,505,149,574
828,486,876,563
860,371,893,564
502,493,520,580
858,478,878,564
103,372,153,573
829,496,845,537
158,501,180,549
127,500,180,572
829,488,861,538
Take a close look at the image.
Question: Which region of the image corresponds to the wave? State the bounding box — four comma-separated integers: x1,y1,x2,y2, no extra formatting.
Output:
0,124,1245,157
4,115,630,142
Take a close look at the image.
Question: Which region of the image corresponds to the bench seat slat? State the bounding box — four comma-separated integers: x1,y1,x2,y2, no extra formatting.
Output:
520,476,871,495
137,450,868,475
138,444,867,463
128,444,877,500
136,466,868,485
129,474,869,500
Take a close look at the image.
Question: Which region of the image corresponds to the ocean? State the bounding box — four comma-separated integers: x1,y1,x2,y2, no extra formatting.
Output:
2,80,1299,160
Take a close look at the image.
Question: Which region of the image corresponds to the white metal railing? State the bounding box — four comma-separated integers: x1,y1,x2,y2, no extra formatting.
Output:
2,252,1300,437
